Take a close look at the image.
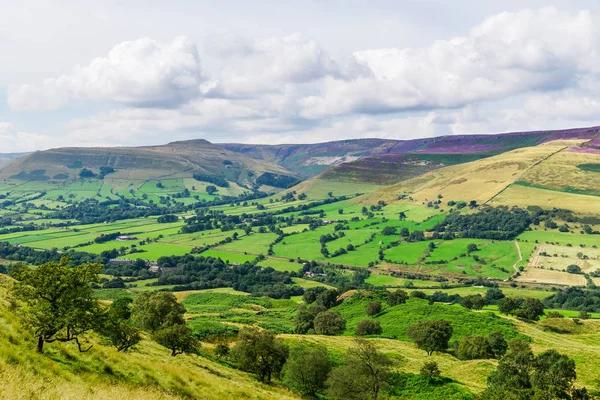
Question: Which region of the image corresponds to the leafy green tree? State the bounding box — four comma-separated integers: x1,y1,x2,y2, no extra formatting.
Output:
326,339,394,400
485,288,505,304
467,243,478,253
420,361,441,381
303,287,326,304
461,295,485,310
206,185,218,195
498,297,521,315
487,332,508,358
388,289,408,306
366,301,382,316
484,339,534,400
484,341,587,400
102,317,142,352
316,289,339,309
131,292,186,332
566,264,582,274
406,320,453,355
214,343,230,359
515,298,545,321
313,311,346,335
356,320,382,336
456,335,493,360
282,343,332,398
294,304,326,334
11,259,103,353
231,328,288,382
153,324,199,357
98,298,141,352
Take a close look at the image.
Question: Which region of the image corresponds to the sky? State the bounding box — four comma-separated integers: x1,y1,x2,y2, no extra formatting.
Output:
2,0,600,152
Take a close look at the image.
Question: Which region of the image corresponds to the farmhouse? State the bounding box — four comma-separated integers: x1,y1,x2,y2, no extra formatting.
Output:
117,235,137,241
108,258,133,265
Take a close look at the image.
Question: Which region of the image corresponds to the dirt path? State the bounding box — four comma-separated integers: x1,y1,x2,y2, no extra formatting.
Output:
512,240,523,273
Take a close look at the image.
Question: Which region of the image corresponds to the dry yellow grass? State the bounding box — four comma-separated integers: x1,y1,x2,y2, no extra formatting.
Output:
516,267,587,286
362,143,567,205
491,184,600,214
518,147,600,194
0,276,299,400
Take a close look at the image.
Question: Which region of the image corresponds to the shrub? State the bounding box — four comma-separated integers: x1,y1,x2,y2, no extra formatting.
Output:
356,320,382,336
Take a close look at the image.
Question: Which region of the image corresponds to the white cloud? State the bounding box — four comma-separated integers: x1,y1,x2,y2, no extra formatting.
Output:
0,122,55,152
299,7,600,118
8,36,203,110
7,7,600,151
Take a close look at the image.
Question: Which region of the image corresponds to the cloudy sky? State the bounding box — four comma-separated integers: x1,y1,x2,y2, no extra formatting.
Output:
2,0,600,152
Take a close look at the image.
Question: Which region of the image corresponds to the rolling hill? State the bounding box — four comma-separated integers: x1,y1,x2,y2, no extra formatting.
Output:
360,138,600,214
220,126,600,180
0,140,302,204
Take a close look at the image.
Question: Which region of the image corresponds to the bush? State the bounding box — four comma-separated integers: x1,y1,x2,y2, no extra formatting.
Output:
420,361,441,380
356,320,382,336
366,301,382,316
313,311,346,336
388,289,408,306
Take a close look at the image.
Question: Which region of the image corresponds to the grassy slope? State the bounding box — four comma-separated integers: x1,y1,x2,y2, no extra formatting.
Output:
0,276,298,400
362,140,600,214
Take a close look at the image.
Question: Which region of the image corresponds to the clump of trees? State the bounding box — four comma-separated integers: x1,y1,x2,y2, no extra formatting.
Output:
455,332,507,360
483,339,588,399
497,297,545,320
432,206,531,240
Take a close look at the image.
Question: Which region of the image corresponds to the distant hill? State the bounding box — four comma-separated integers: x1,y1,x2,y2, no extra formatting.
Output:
0,153,28,168
0,139,298,190
220,126,600,179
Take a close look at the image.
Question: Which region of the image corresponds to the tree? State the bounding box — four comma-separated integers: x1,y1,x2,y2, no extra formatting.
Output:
356,320,382,336
214,343,230,359
487,332,508,358
406,320,453,355
153,324,199,357
400,227,409,237
131,292,186,332
531,350,577,399
366,301,382,316
381,226,397,235
326,339,394,400
313,311,346,335
456,335,493,360
11,259,103,353
388,289,408,306
316,289,339,309
420,361,441,381
566,264,582,274
498,297,521,315
231,328,288,382
467,243,478,253
282,343,332,398
484,340,586,400
484,339,535,399
485,288,505,304
294,304,326,334
516,298,545,321
98,298,141,352
303,287,326,304
206,185,218,195
461,295,485,310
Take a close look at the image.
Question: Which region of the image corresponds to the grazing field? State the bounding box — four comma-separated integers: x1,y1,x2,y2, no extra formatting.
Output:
517,268,587,286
